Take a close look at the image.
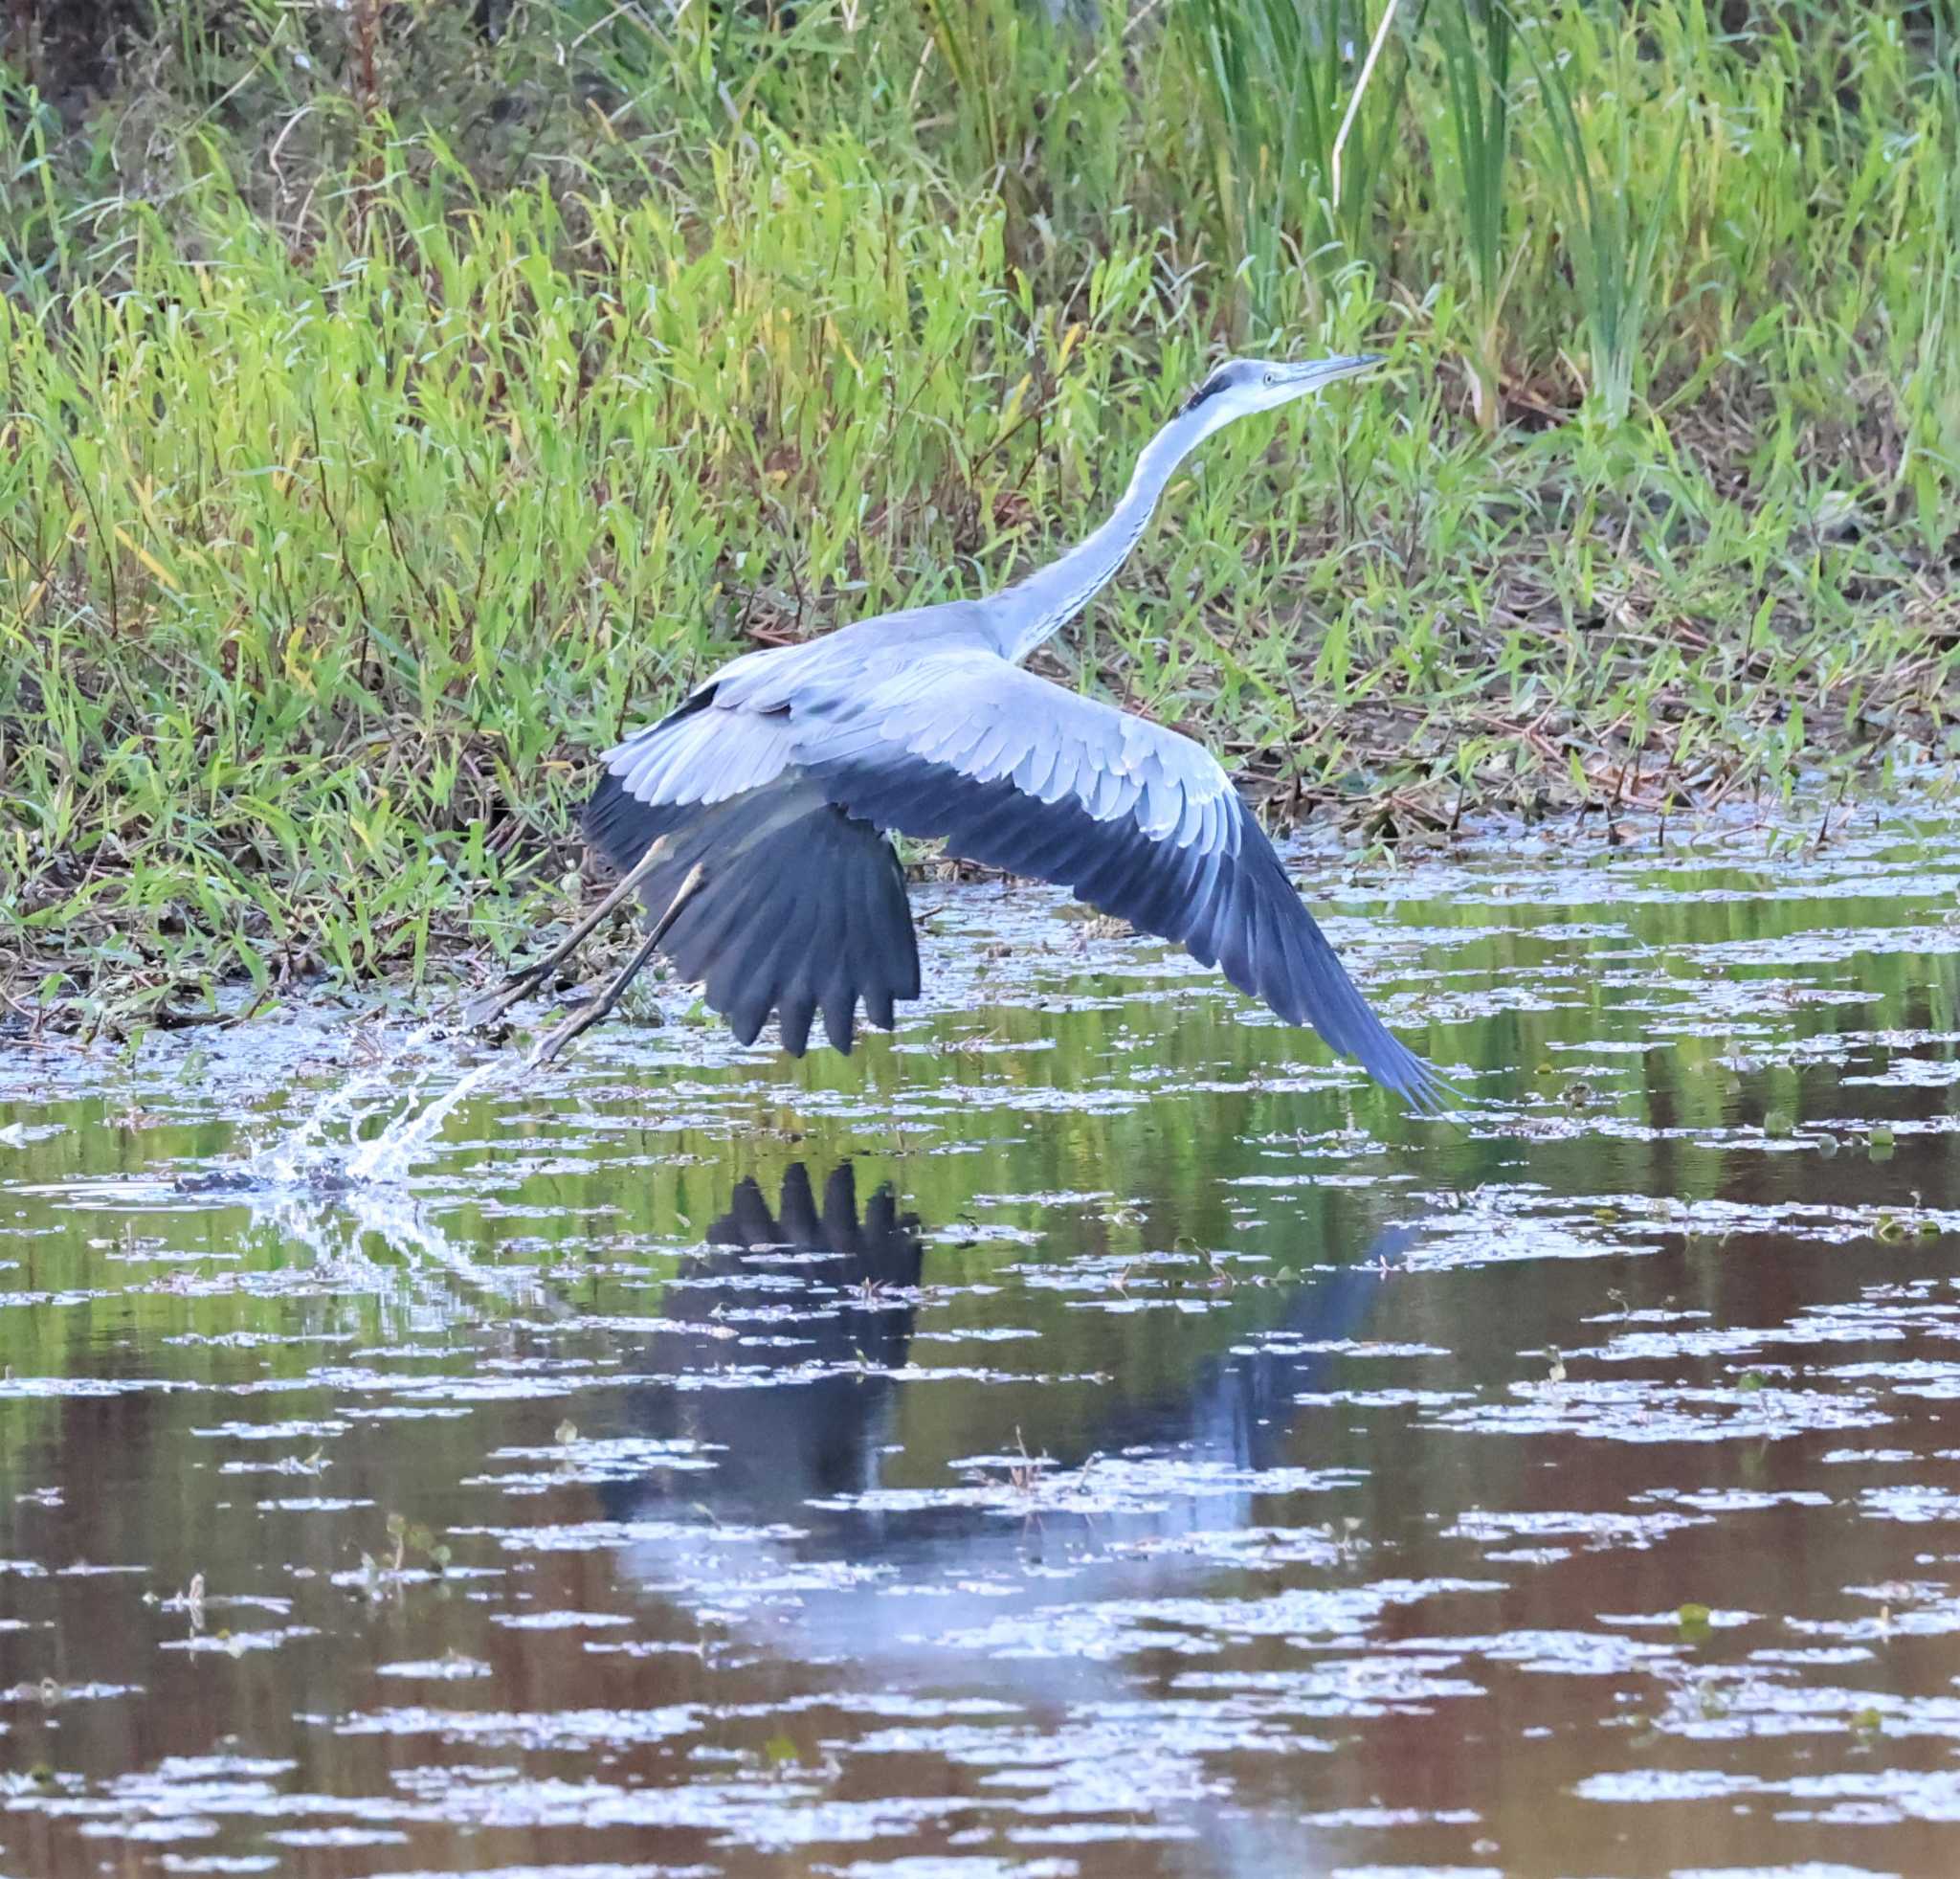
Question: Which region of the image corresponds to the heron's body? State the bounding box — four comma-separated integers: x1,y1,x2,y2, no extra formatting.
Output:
586,354,1442,1107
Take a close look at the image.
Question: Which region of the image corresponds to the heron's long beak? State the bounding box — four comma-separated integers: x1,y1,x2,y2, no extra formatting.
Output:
1283,352,1385,390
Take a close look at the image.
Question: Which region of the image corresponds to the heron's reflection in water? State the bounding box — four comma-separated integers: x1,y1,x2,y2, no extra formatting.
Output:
625,1160,925,1509
606,1163,1409,1666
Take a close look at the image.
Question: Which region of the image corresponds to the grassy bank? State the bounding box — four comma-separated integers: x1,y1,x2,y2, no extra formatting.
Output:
3,0,1958,1034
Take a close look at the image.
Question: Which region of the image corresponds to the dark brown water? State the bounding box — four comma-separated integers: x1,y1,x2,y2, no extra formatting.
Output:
4,803,1959,1877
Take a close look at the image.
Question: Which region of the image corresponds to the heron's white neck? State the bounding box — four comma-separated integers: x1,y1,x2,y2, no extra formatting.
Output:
992,404,1221,662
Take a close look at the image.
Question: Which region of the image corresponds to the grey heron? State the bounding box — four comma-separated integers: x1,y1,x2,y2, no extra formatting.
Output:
579,353,1443,1107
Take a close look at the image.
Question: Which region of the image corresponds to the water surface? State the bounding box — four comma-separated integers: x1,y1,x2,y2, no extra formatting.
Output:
3,802,1959,1877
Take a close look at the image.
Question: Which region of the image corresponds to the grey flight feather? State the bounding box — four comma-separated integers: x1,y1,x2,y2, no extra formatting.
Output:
586,756,919,1057
583,351,1444,1107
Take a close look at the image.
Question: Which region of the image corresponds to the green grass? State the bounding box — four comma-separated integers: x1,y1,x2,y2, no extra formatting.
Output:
1,0,1957,1033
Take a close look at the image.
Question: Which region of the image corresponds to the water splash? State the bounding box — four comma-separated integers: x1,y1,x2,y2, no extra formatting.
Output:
248,1018,439,1186
224,1024,548,1313
345,1052,511,1185
248,1021,513,1190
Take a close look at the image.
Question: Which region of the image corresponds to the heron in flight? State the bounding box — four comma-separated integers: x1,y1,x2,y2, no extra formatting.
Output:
568,353,1440,1106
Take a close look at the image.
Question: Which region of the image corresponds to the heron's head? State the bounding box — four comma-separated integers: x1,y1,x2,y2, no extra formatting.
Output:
1177,353,1384,426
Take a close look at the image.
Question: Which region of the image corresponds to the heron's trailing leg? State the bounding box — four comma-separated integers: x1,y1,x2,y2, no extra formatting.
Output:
464,835,675,1031
525,862,707,1070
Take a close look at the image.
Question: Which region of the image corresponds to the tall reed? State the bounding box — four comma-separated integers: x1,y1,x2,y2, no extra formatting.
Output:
1175,0,1417,327
1520,5,1680,426
1434,0,1513,429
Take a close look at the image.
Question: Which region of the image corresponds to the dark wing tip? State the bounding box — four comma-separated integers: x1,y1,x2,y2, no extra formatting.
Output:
1356,1032,1461,1116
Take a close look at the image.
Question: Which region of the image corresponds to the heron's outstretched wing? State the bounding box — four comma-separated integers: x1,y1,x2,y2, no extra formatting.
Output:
585,757,920,1057
794,654,1443,1107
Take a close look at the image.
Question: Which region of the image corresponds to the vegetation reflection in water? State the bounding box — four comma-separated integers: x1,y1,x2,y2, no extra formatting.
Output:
1,805,1959,1877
